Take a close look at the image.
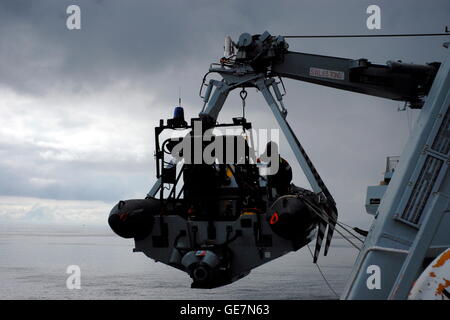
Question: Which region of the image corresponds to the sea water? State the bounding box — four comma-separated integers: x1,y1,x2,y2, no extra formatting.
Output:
0,223,359,300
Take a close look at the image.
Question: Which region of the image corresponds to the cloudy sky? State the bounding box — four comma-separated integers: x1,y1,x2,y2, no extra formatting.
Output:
0,0,448,226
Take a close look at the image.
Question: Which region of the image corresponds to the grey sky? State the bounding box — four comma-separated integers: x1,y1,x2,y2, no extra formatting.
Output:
0,0,448,225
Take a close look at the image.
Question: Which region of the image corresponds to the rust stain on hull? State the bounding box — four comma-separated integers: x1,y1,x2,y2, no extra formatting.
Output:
432,250,450,268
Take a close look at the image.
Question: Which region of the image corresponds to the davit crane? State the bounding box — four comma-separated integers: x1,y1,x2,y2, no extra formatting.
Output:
108,32,447,297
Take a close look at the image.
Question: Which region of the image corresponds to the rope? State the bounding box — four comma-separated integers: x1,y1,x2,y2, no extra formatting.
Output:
306,244,340,299
304,200,362,251
337,220,359,230
271,194,363,250
308,202,364,242
301,196,365,243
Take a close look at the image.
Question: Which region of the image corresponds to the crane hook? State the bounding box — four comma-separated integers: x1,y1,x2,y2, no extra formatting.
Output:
240,88,247,118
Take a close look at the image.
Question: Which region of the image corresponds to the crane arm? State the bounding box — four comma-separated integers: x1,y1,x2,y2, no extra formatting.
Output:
230,31,440,108
271,51,438,108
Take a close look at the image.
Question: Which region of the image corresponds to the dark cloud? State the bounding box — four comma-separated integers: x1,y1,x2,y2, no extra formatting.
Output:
1,0,447,96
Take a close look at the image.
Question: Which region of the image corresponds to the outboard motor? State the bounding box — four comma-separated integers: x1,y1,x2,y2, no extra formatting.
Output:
181,250,231,288
108,198,160,240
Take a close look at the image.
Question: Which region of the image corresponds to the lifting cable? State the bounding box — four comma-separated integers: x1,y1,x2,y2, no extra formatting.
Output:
283,32,449,39
303,199,362,251
306,244,340,299
272,194,363,250
302,197,365,244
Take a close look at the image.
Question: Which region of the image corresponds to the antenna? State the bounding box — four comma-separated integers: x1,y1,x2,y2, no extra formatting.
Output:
178,87,182,106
